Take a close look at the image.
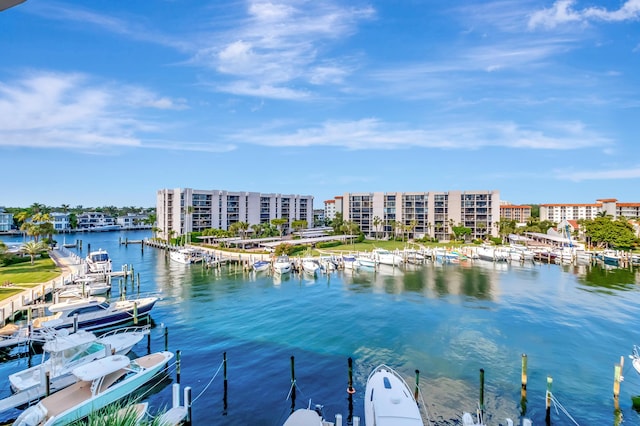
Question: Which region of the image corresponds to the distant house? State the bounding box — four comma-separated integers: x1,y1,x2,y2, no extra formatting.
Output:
117,213,151,230
0,207,13,232
77,212,120,231
50,212,71,232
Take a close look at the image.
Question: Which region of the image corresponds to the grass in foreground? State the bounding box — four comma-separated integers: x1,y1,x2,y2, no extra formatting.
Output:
67,399,169,426
0,257,61,286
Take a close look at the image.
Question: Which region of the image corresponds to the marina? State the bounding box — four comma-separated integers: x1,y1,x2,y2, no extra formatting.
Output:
1,230,640,424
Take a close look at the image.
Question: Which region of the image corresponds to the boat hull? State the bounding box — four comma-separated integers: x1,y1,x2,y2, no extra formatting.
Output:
365,364,424,426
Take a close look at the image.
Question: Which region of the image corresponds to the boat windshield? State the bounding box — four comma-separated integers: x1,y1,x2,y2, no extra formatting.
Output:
91,253,109,262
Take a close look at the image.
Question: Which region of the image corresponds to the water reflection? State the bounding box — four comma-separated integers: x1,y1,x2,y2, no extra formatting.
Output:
578,264,639,294
340,263,500,300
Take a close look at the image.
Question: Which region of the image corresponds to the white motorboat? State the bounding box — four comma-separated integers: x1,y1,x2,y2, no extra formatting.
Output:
402,249,426,264
0,324,31,350
301,258,320,276
355,255,377,269
13,351,174,426
169,247,204,264
364,364,424,426
372,248,403,266
273,255,292,275
85,249,112,274
341,254,357,270
32,296,158,333
283,402,329,426
1,327,148,413
253,260,271,272
57,277,110,298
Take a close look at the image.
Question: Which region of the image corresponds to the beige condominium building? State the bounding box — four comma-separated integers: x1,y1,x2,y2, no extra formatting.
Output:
334,190,500,241
540,198,640,222
157,188,314,240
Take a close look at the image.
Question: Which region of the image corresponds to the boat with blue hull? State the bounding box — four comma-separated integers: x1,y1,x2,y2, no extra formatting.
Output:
32,296,157,333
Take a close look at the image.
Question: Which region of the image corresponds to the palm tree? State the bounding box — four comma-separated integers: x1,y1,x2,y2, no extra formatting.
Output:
14,210,30,229
372,216,382,240
271,218,288,237
60,204,70,213
21,240,47,265
408,219,418,241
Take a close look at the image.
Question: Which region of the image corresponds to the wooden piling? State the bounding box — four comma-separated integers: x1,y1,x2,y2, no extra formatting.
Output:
545,376,552,425
176,349,181,384
164,327,169,351
613,363,622,411
133,302,138,325
147,332,151,353
290,355,296,414
414,369,420,402
521,353,528,416
347,357,355,394
479,368,485,420
45,371,50,396
223,352,228,414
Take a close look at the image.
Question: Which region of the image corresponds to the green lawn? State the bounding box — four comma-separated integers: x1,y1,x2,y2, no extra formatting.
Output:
0,257,61,286
320,239,449,253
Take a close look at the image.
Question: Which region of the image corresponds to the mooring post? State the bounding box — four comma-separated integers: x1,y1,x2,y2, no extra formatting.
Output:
172,382,180,408
613,362,622,411
347,357,355,394
176,349,181,384
45,371,50,396
414,369,420,403
147,331,151,354
545,375,553,425
164,327,169,351
479,368,485,421
347,357,355,423
185,386,192,426
521,354,528,416
223,351,228,414
290,355,296,414
133,302,138,325
73,313,78,333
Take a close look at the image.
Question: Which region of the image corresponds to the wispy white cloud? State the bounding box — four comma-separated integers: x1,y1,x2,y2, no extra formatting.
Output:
230,118,611,150
0,71,205,152
26,1,190,50
556,167,640,181
193,0,375,98
529,0,640,30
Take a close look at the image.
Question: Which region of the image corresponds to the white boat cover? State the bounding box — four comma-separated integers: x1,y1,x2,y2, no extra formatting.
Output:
283,408,324,426
72,355,130,381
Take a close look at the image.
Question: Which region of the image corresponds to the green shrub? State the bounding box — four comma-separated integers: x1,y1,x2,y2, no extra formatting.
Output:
316,241,341,249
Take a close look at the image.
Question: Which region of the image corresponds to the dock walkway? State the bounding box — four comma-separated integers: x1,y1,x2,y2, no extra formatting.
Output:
0,247,83,325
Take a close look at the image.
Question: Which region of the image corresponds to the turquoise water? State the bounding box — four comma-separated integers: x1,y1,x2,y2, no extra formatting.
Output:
1,231,640,425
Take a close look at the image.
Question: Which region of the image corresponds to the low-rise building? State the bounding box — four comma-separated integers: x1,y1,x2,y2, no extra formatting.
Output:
0,208,13,232
500,204,532,224
540,198,640,222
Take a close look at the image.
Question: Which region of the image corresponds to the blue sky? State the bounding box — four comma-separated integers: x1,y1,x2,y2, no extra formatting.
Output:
1,0,639,209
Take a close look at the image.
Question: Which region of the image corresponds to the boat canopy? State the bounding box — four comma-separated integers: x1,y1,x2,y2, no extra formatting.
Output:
72,355,130,381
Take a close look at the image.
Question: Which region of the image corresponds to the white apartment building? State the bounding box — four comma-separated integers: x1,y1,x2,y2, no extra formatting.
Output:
50,212,71,232
0,208,13,232
338,190,500,241
538,198,640,222
324,199,337,220
156,188,314,239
